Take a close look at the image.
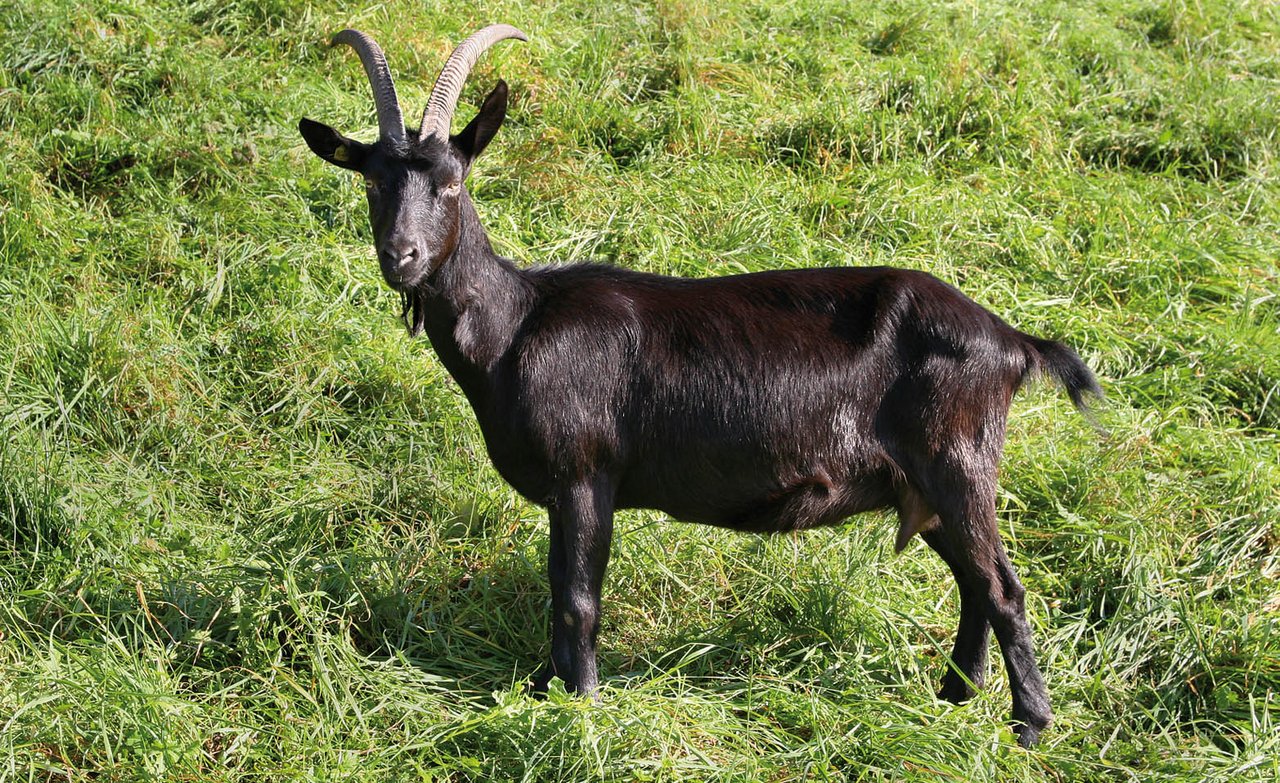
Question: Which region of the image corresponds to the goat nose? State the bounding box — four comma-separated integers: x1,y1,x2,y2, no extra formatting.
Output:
395,247,417,268
382,240,418,269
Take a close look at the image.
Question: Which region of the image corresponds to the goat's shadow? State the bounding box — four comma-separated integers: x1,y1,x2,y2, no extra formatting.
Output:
6,505,948,711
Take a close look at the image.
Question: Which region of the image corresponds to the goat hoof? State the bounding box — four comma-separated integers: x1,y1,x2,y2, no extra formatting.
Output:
526,667,555,697
937,679,977,705
1012,716,1050,748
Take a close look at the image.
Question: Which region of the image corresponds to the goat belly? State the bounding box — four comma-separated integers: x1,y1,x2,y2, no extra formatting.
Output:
615,460,899,532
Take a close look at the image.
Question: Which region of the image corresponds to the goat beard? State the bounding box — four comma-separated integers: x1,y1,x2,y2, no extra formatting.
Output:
399,288,428,337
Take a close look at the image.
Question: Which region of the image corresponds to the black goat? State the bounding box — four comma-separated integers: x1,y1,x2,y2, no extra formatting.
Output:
299,25,1101,748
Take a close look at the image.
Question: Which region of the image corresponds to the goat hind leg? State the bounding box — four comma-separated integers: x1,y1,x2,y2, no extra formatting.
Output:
921,527,991,703
930,479,1052,747
983,546,1052,747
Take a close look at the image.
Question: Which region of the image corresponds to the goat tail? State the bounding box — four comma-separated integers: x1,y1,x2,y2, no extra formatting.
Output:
1026,336,1105,431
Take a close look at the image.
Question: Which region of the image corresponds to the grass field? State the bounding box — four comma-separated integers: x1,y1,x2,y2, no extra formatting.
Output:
2,0,1278,779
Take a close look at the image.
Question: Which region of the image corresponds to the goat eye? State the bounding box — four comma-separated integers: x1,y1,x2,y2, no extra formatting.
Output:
443,181,460,195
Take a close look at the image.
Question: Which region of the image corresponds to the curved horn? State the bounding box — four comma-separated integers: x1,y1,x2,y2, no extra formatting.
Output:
420,24,528,143
331,29,406,147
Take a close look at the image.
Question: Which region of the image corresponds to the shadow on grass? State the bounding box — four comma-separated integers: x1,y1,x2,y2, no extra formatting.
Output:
5,518,938,709
19,492,1273,764
2,534,545,697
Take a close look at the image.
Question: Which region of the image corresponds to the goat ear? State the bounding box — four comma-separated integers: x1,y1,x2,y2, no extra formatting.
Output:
452,80,508,165
299,117,369,171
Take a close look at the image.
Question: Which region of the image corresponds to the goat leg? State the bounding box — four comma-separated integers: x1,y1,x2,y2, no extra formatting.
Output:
930,481,1052,747
982,551,1052,748
921,528,991,702
535,476,614,697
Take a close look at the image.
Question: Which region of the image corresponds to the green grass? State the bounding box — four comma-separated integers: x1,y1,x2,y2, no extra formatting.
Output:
2,0,1278,779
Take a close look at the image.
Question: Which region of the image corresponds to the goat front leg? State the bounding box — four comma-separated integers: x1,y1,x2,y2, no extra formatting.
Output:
531,476,614,697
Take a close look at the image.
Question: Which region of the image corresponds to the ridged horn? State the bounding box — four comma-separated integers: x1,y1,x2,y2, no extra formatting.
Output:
420,24,528,143
331,29,406,147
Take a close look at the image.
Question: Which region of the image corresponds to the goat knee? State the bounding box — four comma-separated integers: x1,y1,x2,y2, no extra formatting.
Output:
978,567,1027,621
564,592,600,636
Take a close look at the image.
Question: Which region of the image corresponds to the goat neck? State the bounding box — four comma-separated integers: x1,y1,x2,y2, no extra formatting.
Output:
412,188,534,400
